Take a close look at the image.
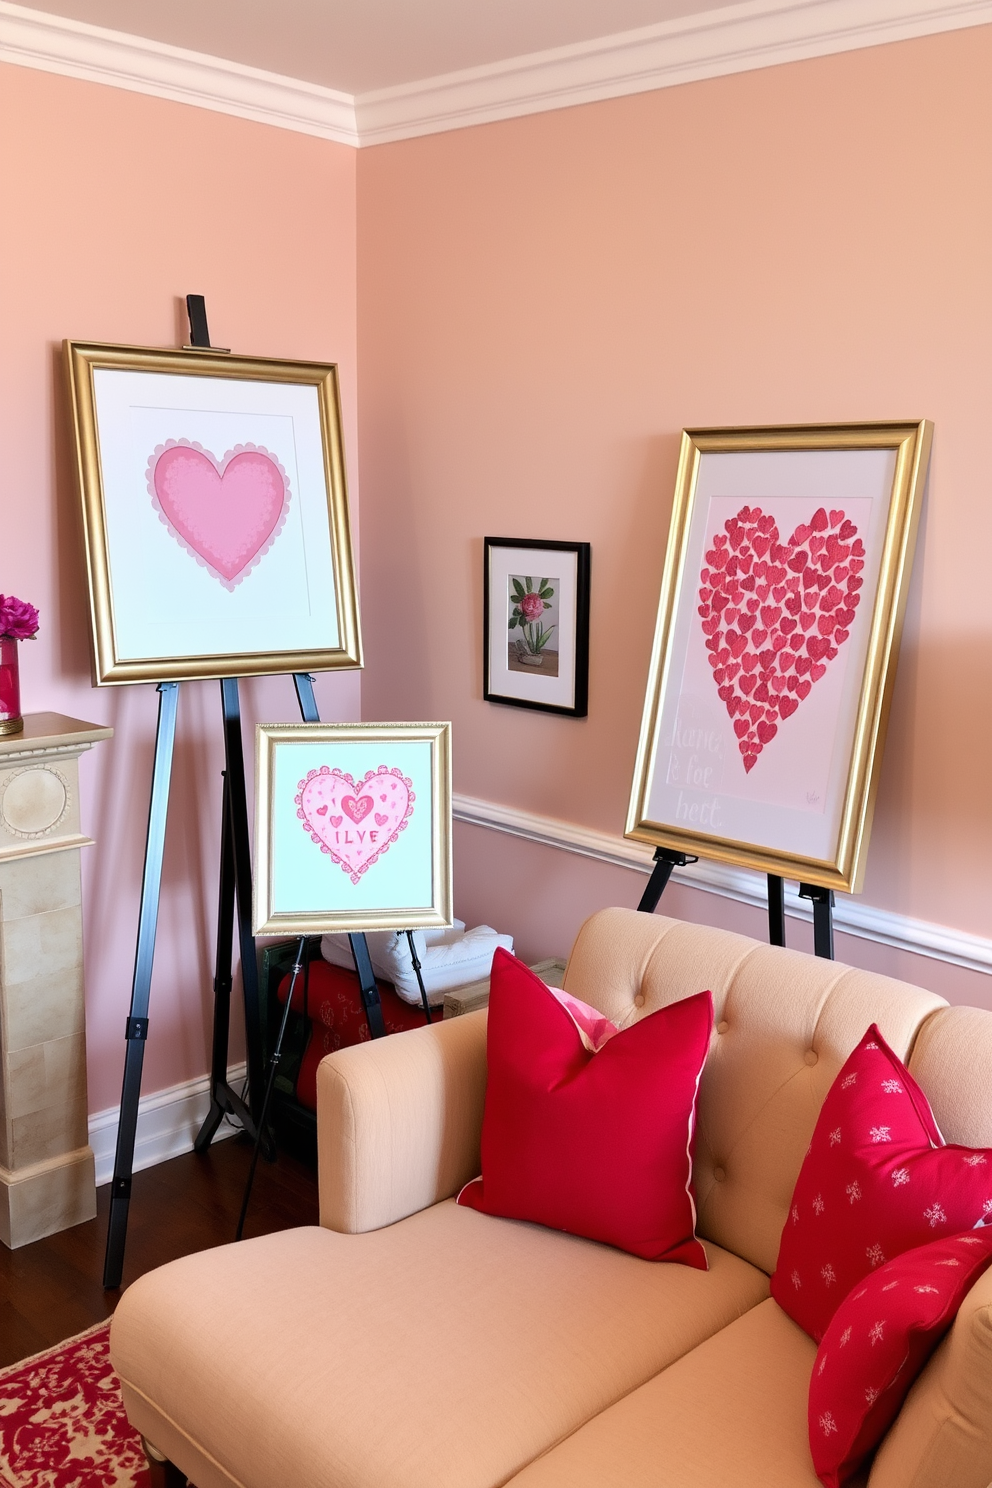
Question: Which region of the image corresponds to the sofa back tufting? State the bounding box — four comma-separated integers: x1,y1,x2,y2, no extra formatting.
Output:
563,908,947,1275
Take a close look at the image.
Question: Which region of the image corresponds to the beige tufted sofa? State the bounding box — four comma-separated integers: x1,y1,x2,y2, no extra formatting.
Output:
111,908,992,1488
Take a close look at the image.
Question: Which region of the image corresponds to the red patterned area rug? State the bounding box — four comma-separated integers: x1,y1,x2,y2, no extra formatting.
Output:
0,1322,149,1488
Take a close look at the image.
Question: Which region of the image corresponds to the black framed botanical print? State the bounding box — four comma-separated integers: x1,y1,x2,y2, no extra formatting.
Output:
483,538,590,717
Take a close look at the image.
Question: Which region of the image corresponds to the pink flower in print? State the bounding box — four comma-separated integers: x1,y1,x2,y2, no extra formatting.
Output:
870,1125,892,1143
914,1285,939,1294
821,1263,837,1286
829,1128,842,1146
839,1327,852,1347
865,1041,879,1050
818,1355,828,1376
846,1181,862,1204
865,1386,880,1405
791,1269,802,1289
881,1079,903,1094
869,1321,885,1345
819,1412,839,1437
519,592,546,623
866,1244,886,1268
813,1193,825,1215
791,1204,800,1225
935,1258,961,1267
924,1203,948,1228
841,1073,858,1089
892,1168,910,1186
881,1281,900,1292
964,1154,988,1167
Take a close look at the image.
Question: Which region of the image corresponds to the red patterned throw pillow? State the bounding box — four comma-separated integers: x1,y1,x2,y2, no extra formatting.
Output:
457,949,713,1266
772,1024,992,1341
809,1230,992,1487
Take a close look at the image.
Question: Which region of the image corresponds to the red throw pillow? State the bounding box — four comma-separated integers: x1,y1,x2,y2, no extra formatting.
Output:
809,1229,992,1487
772,1024,992,1341
457,949,713,1266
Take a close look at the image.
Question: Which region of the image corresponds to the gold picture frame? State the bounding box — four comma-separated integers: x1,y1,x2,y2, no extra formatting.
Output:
253,721,453,935
64,340,362,684
625,421,933,892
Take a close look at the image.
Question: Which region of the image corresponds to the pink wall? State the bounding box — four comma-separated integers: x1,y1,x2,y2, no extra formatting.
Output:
5,20,992,1126
357,27,992,1005
0,64,360,1112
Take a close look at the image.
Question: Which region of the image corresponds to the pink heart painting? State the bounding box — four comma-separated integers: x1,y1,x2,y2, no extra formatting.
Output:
699,505,865,773
147,440,290,591
296,766,415,884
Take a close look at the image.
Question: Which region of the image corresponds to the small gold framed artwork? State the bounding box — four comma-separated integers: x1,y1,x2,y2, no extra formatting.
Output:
626,421,933,892
253,721,453,936
64,340,362,684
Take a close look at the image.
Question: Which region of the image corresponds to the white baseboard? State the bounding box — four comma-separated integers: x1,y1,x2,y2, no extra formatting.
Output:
88,1063,247,1187
453,792,992,976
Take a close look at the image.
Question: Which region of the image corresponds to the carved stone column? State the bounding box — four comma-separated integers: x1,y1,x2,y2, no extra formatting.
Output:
0,712,112,1248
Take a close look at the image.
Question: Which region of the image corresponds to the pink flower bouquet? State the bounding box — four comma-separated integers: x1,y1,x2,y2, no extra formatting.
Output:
0,594,39,641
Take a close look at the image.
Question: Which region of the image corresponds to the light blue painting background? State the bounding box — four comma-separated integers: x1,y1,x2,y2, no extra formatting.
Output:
271,739,435,915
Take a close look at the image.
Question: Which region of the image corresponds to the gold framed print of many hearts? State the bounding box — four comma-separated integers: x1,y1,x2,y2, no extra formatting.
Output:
64,341,362,683
625,422,933,893
252,721,452,935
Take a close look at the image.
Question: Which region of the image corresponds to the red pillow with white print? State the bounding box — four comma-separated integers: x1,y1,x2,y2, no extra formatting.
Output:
771,1023,992,1341
809,1229,992,1487
457,949,713,1266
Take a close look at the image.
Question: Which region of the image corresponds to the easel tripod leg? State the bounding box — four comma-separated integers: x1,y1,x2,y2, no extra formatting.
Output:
406,930,432,1023
220,678,265,1126
767,875,786,947
236,936,309,1241
349,933,386,1038
104,682,180,1290
637,848,698,914
798,882,835,959
194,770,256,1151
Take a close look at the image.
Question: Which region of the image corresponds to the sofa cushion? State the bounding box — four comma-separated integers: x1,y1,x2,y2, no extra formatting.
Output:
505,1297,826,1488
562,909,946,1275
111,1199,769,1488
458,950,712,1265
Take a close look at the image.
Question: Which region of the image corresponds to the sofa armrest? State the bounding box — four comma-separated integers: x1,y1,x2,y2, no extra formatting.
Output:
869,1263,992,1488
316,1009,488,1233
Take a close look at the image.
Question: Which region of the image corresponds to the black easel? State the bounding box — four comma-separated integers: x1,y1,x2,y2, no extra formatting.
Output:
637,852,835,960
102,296,383,1289
636,848,698,914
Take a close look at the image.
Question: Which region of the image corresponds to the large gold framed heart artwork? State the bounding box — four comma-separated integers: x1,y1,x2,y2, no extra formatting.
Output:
64,341,362,684
625,422,932,893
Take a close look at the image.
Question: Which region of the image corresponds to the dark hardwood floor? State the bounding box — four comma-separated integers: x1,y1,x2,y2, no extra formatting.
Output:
0,1132,318,1369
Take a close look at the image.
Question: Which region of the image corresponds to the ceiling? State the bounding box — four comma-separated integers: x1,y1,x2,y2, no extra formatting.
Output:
27,0,728,94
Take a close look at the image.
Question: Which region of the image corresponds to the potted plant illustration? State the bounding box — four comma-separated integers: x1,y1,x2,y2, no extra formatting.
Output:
509,578,555,667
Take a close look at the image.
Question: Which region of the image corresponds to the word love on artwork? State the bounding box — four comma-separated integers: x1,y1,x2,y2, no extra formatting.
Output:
147,439,290,590
296,765,415,884
699,505,864,773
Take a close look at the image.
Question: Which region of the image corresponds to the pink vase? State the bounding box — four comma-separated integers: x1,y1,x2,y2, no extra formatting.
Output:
0,637,23,735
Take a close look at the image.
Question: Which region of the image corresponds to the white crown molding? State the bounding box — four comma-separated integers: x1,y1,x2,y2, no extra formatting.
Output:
452,792,992,977
88,1062,246,1186
2,0,992,147
357,0,992,143
0,1,358,145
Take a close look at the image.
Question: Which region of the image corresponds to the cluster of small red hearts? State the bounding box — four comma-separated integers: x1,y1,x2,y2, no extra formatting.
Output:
698,505,865,773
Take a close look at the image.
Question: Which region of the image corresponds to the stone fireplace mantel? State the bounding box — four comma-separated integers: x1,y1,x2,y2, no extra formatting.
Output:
0,712,112,1248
